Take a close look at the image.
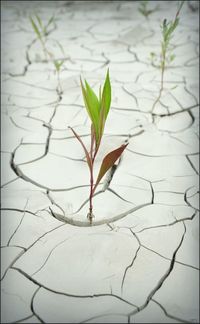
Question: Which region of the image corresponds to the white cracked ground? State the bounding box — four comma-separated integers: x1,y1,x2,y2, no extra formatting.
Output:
1,0,199,323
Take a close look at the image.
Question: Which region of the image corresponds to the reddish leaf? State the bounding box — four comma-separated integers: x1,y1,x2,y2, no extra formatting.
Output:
93,143,128,193
68,127,92,171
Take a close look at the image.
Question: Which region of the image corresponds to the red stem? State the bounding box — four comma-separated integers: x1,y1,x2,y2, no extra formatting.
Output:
89,162,94,213
89,128,95,214
89,131,102,213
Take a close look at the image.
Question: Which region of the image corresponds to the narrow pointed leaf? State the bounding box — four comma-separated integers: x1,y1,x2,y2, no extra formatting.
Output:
56,40,65,56
93,143,128,193
35,14,43,30
99,85,102,108
80,78,92,120
98,70,111,143
85,80,100,115
98,98,106,143
46,15,55,29
68,127,92,171
85,80,100,131
101,69,111,119
30,17,41,39
43,15,54,35
80,78,100,144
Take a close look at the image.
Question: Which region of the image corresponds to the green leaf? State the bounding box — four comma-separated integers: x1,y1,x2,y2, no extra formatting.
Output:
93,143,128,194
85,80,100,117
46,15,55,29
30,16,41,39
80,70,111,148
56,40,65,56
163,17,179,44
170,54,175,62
43,15,55,35
54,60,64,72
80,78,92,120
101,69,111,120
54,60,59,71
80,78,100,144
171,85,178,90
98,105,106,147
98,69,111,142
68,127,92,171
99,85,102,106
35,14,43,31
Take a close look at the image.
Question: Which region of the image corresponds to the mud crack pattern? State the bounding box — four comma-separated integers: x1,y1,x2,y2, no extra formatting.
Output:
1,1,199,323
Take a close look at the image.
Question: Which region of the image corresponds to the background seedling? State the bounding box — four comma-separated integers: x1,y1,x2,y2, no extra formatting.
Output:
151,1,184,113
30,14,56,60
69,70,128,225
138,0,158,19
53,60,64,94
30,14,64,94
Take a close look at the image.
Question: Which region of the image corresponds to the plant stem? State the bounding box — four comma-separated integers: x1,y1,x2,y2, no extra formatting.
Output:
90,127,95,158
151,48,165,114
88,134,95,224
88,132,102,223
57,70,62,96
175,1,184,19
89,164,94,213
151,1,184,116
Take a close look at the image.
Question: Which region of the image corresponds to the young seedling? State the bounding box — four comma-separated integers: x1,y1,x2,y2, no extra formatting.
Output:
30,14,55,60
69,70,128,225
53,60,64,94
30,14,64,94
151,1,184,113
138,0,158,19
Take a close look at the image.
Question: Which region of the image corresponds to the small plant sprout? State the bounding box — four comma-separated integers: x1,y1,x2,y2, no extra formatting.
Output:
53,60,64,94
138,1,158,19
69,70,128,225
30,14,55,60
151,0,184,113
30,14,64,94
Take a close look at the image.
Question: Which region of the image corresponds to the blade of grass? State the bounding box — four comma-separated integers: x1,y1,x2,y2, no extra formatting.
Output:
30,16,41,39
80,78,100,144
98,69,111,144
35,14,43,30
46,15,55,29
85,80,100,117
101,69,111,120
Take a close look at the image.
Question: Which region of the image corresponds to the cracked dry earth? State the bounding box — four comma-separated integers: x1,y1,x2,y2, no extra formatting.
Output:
1,1,199,323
